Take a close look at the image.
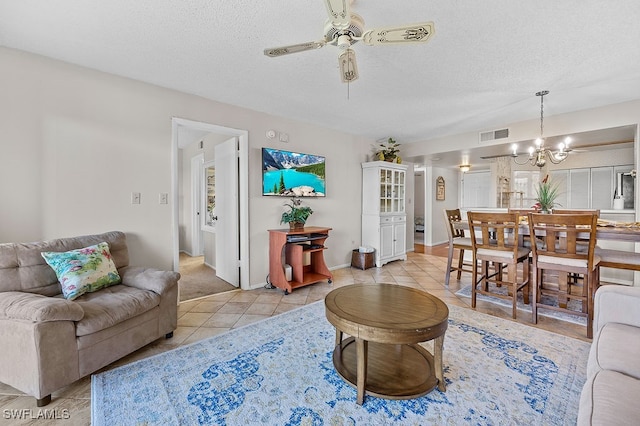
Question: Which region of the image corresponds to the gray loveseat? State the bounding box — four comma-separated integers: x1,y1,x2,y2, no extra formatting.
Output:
0,231,179,406
578,285,640,424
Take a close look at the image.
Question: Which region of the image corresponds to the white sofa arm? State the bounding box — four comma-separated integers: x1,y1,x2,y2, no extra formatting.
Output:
0,291,84,322
118,266,180,295
593,285,640,335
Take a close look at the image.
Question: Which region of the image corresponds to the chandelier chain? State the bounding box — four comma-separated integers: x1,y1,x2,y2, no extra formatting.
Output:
511,90,569,168
540,92,544,138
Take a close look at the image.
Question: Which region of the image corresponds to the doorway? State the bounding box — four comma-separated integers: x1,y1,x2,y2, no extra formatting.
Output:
171,118,250,301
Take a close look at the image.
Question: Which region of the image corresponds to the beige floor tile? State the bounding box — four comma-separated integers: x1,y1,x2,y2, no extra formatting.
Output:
205,312,243,328
245,303,277,315
163,326,198,345
273,303,307,315
233,314,272,328
182,327,230,345
178,312,214,327
190,301,226,313
216,301,252,314
228,291,260,302
278,291,308,304
254,292,285,304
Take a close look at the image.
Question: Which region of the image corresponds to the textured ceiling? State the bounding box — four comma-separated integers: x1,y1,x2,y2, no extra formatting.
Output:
1,0,640,145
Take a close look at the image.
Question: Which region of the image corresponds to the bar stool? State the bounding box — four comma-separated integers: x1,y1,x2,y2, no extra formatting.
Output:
528,212,600,338
443,209,473,286
468,211,531,319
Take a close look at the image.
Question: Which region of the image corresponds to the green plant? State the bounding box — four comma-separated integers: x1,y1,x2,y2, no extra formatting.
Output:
534,176,561,212
375,137,402,163
280,197,313,225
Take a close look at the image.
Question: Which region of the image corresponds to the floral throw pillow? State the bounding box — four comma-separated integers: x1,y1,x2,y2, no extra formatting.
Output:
41,242,121,300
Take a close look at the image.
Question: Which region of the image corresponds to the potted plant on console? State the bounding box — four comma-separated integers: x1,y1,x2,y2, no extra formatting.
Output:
281,197,313,230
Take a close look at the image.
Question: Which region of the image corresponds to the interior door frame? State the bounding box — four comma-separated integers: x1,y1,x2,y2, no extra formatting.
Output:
171,117,250,290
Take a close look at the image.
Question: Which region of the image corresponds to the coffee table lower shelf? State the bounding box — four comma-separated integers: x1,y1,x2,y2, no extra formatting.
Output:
332,337,438,400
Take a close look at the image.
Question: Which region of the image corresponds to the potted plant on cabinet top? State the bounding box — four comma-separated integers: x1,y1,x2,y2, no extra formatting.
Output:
533,175,561,213
280,197,313,230
375,137,402,163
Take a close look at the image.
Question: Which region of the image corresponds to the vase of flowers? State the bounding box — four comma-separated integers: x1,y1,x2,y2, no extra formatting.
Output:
280,197,313,230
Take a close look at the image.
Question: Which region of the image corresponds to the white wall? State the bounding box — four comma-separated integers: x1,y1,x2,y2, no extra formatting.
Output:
428,167,460,246
0,47,370,287
405,162,415,249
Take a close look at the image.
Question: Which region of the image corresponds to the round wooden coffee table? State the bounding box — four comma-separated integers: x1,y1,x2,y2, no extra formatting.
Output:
324,283,449,405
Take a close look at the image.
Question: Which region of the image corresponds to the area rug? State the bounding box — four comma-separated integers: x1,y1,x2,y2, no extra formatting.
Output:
92,300,590,425
455,284,587,325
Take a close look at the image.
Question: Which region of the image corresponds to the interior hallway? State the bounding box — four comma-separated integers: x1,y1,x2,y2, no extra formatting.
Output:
178,252,236,302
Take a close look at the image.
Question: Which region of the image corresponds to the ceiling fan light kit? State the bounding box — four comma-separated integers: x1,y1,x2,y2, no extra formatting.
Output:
263,0,435,84
512,90,572,168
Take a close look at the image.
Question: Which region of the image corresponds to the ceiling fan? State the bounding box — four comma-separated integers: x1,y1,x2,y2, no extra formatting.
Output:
263,0,435,83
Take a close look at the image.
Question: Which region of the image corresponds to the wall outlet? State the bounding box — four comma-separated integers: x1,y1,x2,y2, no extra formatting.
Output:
159,193,168,204
131,192,141,204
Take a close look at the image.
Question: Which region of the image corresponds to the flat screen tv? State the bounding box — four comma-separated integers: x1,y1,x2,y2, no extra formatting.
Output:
262,147,326,197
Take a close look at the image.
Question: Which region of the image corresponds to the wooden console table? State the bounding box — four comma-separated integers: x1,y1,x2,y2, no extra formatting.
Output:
268,226,333,294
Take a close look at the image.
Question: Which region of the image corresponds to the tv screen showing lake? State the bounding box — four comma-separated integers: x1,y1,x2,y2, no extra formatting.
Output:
262,148,326,197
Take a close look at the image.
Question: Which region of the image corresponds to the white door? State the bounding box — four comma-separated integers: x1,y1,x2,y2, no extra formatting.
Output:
214,137,239,287
191,154,204,256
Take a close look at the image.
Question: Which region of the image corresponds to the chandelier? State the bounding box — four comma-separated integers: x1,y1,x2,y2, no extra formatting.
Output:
512,90,571,168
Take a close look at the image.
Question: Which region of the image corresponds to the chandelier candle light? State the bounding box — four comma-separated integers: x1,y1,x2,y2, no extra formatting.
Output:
512,90,572,168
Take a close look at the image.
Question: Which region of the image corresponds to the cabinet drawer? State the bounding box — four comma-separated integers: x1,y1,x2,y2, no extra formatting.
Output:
393,216,406,223
380,217,393,224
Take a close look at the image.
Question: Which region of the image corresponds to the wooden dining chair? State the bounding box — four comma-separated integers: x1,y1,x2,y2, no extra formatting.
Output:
508,208,537,248
527,212,600,338
443,209,474,286
467,212,530,319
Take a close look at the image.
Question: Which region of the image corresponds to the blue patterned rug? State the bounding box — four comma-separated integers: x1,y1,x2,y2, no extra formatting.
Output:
455,284,587,325
92,301,589,425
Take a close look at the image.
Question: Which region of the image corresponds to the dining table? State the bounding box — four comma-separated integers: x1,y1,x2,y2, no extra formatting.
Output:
453,217,640,243
454,215,640,283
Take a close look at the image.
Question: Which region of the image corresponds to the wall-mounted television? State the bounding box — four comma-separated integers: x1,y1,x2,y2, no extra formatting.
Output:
262,147,326,197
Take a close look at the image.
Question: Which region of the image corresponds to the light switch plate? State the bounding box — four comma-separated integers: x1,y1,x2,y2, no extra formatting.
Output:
159,193,168,204
131,192,141,204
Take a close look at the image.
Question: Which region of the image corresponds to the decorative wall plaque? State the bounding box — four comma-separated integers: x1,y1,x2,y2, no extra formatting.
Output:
436,176,445,201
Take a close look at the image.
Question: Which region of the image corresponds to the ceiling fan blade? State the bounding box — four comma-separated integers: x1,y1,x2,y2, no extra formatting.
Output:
362,21,435,46
324,0,351,30
338,48,358,83
263,41,326,57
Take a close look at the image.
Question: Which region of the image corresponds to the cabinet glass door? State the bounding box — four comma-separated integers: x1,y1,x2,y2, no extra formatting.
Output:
377,167,406,213
392,170,405,213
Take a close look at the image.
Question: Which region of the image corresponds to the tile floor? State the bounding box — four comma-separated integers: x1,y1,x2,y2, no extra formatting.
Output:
0,246,589,425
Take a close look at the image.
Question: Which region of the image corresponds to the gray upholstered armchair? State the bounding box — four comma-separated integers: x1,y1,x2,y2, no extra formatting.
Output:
0,231,179,406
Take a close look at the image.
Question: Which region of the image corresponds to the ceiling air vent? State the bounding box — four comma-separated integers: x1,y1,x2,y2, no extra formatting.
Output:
479,128,510,143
